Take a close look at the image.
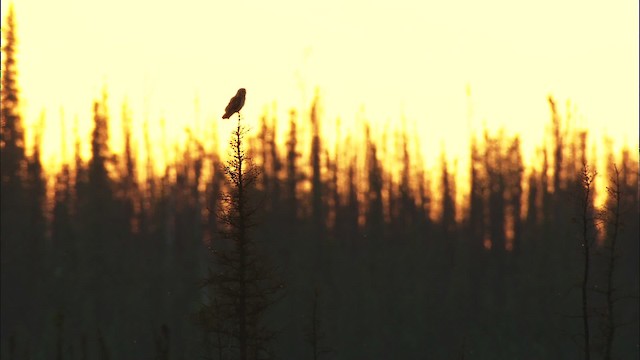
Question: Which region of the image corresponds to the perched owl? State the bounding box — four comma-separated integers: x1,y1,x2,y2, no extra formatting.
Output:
222,88,246,119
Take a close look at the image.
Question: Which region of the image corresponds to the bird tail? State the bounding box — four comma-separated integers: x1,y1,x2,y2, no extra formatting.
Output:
222,113,230,119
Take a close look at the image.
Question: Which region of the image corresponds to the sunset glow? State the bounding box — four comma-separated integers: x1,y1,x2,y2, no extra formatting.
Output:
1,0,638,201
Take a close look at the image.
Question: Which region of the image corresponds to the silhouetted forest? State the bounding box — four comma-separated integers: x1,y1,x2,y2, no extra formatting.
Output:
1,8,639,360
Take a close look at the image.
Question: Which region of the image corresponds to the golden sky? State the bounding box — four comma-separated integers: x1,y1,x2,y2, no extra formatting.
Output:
3,0,638,177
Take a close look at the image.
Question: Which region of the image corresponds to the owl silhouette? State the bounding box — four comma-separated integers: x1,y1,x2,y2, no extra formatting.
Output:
222,88,246,119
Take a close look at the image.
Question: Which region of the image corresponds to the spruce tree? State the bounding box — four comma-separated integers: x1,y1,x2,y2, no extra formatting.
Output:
1,4,25,186
1,5,28,347
198,113,283,360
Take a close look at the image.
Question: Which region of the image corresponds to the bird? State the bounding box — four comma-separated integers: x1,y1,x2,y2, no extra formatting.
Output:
222,88,246,119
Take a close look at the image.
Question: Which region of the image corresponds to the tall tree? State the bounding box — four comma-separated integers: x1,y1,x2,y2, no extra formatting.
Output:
577,163,597,360
82,93,120,350
468,135,485,250
598,164,621,360
310,93,325,238
24,117,47,318
345,153,360,245
119,101,138,236
397,127,415,234
364,124,384,242
285,109,301,221
505,136,523,252
548,96,563,195
1,3,25,187
440,152,456,241
1,4,28,347
199,114,283,360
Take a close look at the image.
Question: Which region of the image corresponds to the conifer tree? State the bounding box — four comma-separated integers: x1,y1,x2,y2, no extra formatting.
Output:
345,154,360,245
81,93,119,349
1,4,25,187
440,152,456,241
577,163,597,360
199,113,283,360
24,119,47,333
397,127,415,232
310,93,325,238
468,135,485,250
1,5,28,347
120,102,138,236
285,109,300,221
364,125,383,242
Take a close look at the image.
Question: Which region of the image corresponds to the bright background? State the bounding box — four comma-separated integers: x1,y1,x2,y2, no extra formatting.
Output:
3,0,638,182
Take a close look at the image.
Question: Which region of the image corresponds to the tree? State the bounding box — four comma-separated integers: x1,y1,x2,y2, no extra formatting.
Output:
396,126,416,235
284,109,301,221
198,113,284,360
1,3,25,186
1,5,28,348
305,288,332,360
468,135,485,251
78,92,121,351
310,93,325,238
596,163,630,360
440,152,456,241
577,163,597,360
364,124,384,242
23,116,47,338
548,96,563,195
440,151,457,273
119,101,138,236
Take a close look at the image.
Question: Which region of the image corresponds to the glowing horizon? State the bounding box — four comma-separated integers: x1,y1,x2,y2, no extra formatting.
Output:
2,0,638,195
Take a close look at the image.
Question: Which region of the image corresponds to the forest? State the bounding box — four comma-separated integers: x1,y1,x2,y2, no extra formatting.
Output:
1,7,639,360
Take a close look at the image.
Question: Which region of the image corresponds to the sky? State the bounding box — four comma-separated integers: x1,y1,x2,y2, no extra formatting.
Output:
2,0,638,182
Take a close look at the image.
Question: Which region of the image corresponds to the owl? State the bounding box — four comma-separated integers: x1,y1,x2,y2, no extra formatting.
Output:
222,88,246,119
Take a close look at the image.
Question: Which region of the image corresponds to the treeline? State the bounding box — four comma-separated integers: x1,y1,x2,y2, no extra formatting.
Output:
2,7,639,360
